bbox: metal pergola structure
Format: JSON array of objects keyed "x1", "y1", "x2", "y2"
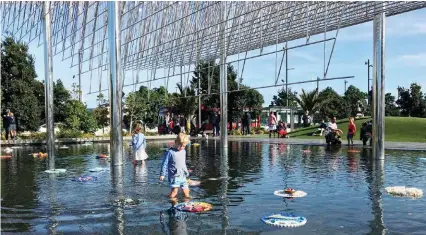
[{"x1": 2, "y1": 1, "x2": 426, "y2": 169}]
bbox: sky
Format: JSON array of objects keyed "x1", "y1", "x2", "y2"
[{"x1": 27, "y1": 8, "x2": 426, "y2": 109}]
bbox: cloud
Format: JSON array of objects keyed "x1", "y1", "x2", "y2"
[{"x1": 396, "y1": 53, "x2": 426, "y2": 67}]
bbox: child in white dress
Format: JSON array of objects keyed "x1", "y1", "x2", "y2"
[{"x1": 132, "y1": 124, "x2": 148, "y2": 165}]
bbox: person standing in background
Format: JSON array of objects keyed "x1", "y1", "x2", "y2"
[{"x1": 2, "y1": 109, "x2": 10, "y2": 140}]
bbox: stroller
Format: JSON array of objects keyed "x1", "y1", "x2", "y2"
[
  {"x1": 360, "y1": 120, "x2": 372, "y2": 146},
  {"x1": 325, "y1": 127, "x2": 342, "y2": 145}
]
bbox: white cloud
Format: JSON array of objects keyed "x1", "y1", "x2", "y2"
[{"x1": 396, "y1": 53, "x2": 426, "y2": 67}]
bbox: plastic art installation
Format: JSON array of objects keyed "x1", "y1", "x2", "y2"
[
  {"x1": 274, "y1": 189, "x2": 307, "y2": 198},
  {"x1": 175, "y1": 202, "x2": 212, "y2": 212},
  {"x1": 261, "y1": 212, "x2": 307, "y2": 227},
  {"x1": 385, "y1": 186, "x2": 423, "y2": 198}
]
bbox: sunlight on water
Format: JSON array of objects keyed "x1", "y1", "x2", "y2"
[{"x1": 1, "y1": 140, "x2": 426, "y2": 234}]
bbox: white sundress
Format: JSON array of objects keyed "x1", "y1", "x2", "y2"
[{"x1": 134, "y1": 147, "x2": 148, "y2": 161}]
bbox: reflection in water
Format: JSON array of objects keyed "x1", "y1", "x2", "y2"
[
  {"x1": 47, "y1": 174, "x2": 60, "y2": 234},
  {"x1": 111, "y1": 166, "x2": 124, "y2": 235},
  {"x1": 160, "y1": 200, "x2": 189, "y2": 235},
  {"x1": 220, "y1": 147, "x2": 229, "y2": 234},
  {"x1": 361, "y1": 149, "x2": 387, "y2": 235},
  {"x1": 2, "y1": 142, "x2": 426, "y2": 234}
]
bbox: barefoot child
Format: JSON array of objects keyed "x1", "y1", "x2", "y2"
[
  {"x1": 347, "y1": 117, "x2": 356, "y2": 146},
  {"x1": 132, "y1": 124, "x2": 148, "y2": 164},
  {"x1": 159, "y1": 133, "x2": 190, "y2": 198}
]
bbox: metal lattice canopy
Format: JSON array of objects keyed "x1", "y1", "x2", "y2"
[{"x1": 2, "y1": 1, "x2": 426, "y2": 75}]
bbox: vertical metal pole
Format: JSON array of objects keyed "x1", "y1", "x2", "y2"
[
  {"x1": 344, "y1": 80, "x2": 347, "y2": 93},
  {"x1": 285, "y1": 46, "x2": 288, "y2": 107},
  {"x1": 219, "y1": 1, "x2": 228, "y2": 148},
  {"x1": 42, "y1": 2, "x2": 55, "y2": 170},
  {"x1": 367, "y1": 59, "x2": 370, "y2": 106},
  {"x1": 108, "y1": 1, "x2": 123, "y2": 166},
  {"x1": 372, "y1": 3, "x2": 386, "y2": 160},
  {"x1": 78, "y1": 50, "x2": 82, "y2": 103},
  {"x1": 198, "y1": 77, "x2": 201, "y2": 129},
  {"x1": 316, "y1": 77, "x2": 319, "y2": 93}
]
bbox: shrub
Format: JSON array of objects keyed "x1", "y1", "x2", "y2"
[
  {"x1": 57, "y1": 129, "x2": 83, "y2": 138},
  {"x1": 231, "y1": 129, "x2": 242, "y2": 135}
]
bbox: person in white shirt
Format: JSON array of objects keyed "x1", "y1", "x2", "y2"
[{"x1": 325, "y1": 117, "x2": 343, "y2": 145}]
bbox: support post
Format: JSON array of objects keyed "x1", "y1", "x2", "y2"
[
  {"x1": 108, "y1": 1, "x2": 123, "y2": 166},
  {"x1": 198, "y1": 77, "x2": 201, "y2": 129},
  {"x1": 78, "y1": 50, "x2": 82, "y2": 103},
  {"x1": 372, "y1": 3, "x2": 386, "y2": 160},
  {"x1": 42, "y1": 2, "x2": 55, "y2": 170},
  {"x1": 285, "y1": 46, "x2": 289, "y2": 107},
  {"x1": 219, "y1": 2, "x2": 228, "y2": 148}
]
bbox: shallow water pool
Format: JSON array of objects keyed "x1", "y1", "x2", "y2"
[{"x1": 1, "y1": 140, "x2": 426, "y2": 234}]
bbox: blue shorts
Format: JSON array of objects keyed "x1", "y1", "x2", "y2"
[{"x1": 169, "y1": 176, "x2": 188, "y2": 189}]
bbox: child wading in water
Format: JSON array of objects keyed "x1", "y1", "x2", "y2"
[
  {"x1": 159, "y1": 133, "x2": 190, "y2": 198},
  {"x1": 132, "y1": 124, "x2": 148, "y2": 165},
  {"x1": 347, "y1": 117, "x2": 356, "y2": 146}
]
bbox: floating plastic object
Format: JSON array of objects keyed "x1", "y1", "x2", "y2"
[
  {"x1": 187, "y1": 179, "x2": 201, "y2": 186},
  {"x1": 72, "y1": 175, "x2": 98, "y2": 182},
  {"x1": 45, "y1": 169, "x2": 67, "y2": 173},
  {"x1": 1, "y1": 155, "x2": 12, "y2": 159},
  {"x1": 96, "y1": 154, "x2": 109, "y2": 159},
  {"x1": 274, "y1": 189, "x2": 307, "y2": 198},
  {"x1": 175, "y1": 202, "x2": 212, "y2": 212},
  {"x1": 302, "y1": 150, "x2": 311, "y2": 153},
  {"x1": 32, "y1": 152, "x2": 48, "y2": 158},
  {"x1": 59, "y1": 145, "x2": 69, "y2": 149},
  {"x1": 261, "y1": 212, "x2": 307, "y2": 227},
  {"x1": 112, "y1": 198, "x2": 142, "y2": 207},
  {"x1": 89, "y1": 167, "x2": 107, "y2": 172},
  {"x1": 347, "y1": 149, "x2": 360, "y2": 153},
  {"x1": 192, "y1": 143, "x2": 200, "y2": 147},
  {"x1": 418, "y1": 158, "x2": 426, "y2": 161},
  {"x1": 3, "y1": 147, "x2": 13, "y2": 154},
  {"x1": 385, "y1": 186, "x2": 423, "y2": 198}
]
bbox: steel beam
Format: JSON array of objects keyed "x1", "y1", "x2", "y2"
[
  {"x1": 219, "y1": 2, "x2": 228, "y2": 148},
  {"x1": 42, "y1": 2, "x2": 55, "y2": 170},
  {"x1": 372, "y1": 3, "x2": 386, "y2": 160},
  {"x1": 108, "y1": 1, "x2": 123, "y2": 166}
]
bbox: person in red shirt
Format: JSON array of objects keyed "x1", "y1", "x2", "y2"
[{"x1": 347, "y1": 117, "x2": 356, "y2": 146}]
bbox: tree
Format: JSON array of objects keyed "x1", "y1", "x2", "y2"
[
  {"x1": 293, "y1": 88, "x2": 321, "y2": 116},
  {"x1": 190, "y1": 61, "x2": 264, "y2": 123},
  {"x1": 54, "y1": 79, "x2": 71, "y2": 123},
  {"x1": 385, "y1": 93, "x2": 399, "y2": 116},
  {"x1": 343, "y1": 85, "x2": 367, "y2": 117},
  {"x1": 169, "y1": 83, "x2": 198, "y2": 127},
  {"x1": 93, "y1": 105, "x2": 109, "y2": 133},
  {"x1": 1, "y1": 37, "x2": 44, "y2": 131},
  {"x1": 396, "y1": 83, "x2": 426, "y2": 117},
  {"x1": 317, "y1": 87, "x2": 345, "y2": 120},
  {"x1": 271, "y1": 88, "x2": 298, "y2": 107},
  {"x1": 62, "y1": 100, "x2": 97, "y2": 133}
]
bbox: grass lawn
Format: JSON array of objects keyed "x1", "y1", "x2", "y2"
[
  {"x1": 287, "y1": 116, "x2": 426, "y2": 143},
  {"x1": 229, "y1": 117, "x2": 426, "y2": 143}
]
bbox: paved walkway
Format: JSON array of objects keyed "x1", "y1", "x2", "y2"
[
  {"x1": 1, "y1": 135, "x2": 424, "y2": 151},
  {"x1": 225, "y1": 136, "x2": 426, "y2": 151}
]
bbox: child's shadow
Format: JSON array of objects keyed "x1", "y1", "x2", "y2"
[{"x1": 160, "y1": 198, "x2": 189, "y2": 235}]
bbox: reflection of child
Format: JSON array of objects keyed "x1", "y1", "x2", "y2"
[
  {"x1": 347, "y1": 117, "x2": 356, "y2": 146},
  {"x1": 160, "y1": 198, "x2": 189, "y2": 235},
  {"x1": 132, "y1": 124, "x2": 148, "y2": 165},
  {"x1": 160, "y1": 133, "x2": 190, "y2": 198}
]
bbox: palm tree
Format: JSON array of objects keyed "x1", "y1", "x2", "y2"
[
  {"x1": 293, "y1": 88, "x2": 322, "y2": 115},
  {"x1": 170, "y1": 83, "x2": 199, "y2": 132}
]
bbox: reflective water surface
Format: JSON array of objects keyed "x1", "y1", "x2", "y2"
[{"x1": 2, "y1": 140, "x2": 426, "y2": 234}]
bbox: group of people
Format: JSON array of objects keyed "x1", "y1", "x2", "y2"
[
  {"x1": 131, "y1": 123, "x2": 192, "y2": 199},
  {"x1": 267, "y1": 112, "x2": 288, "y2": 138},
  {"x1": 2, "y1": 109, "x2": 17, "y2": 141},
  {"x1": 321, "y1": 116, "x2": 357, "y2": 146}
]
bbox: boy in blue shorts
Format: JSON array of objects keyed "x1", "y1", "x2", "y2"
[{"x1": 159, "y1": 133, "x2": 191, "y2": 198}]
